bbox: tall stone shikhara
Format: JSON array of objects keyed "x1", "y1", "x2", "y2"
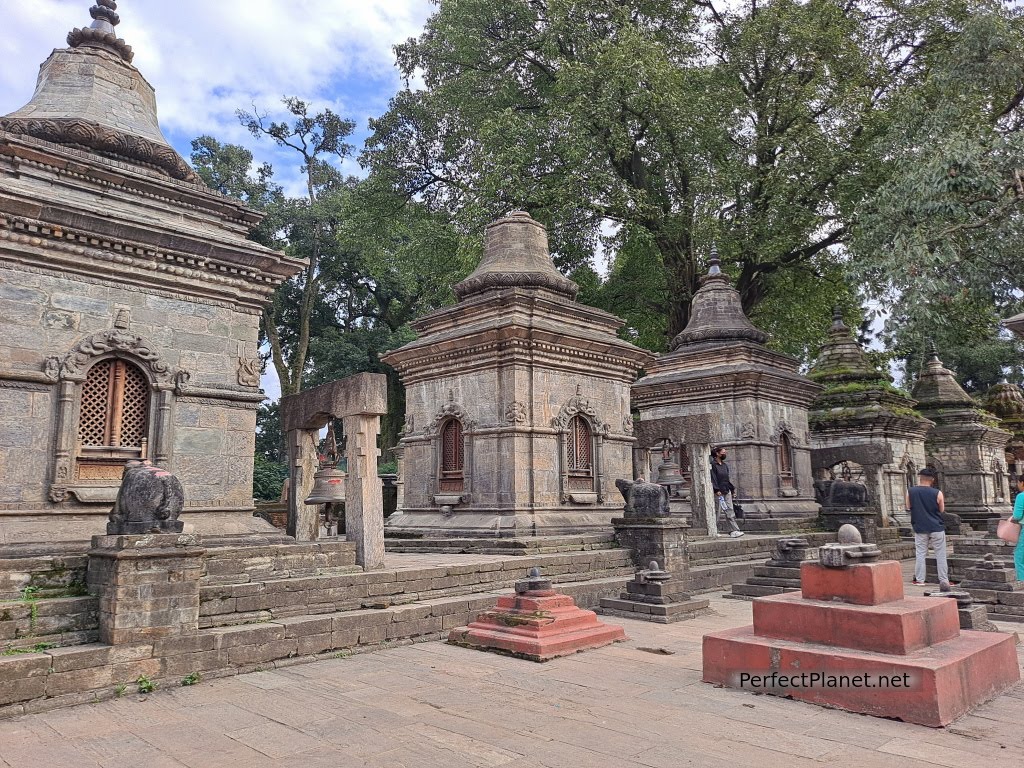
[
  {"x1": 631, "y1": 252, "x2": 822, "y2": 524},
  {"x1": 382, "y1": 212, "x2": 653, "y2": 536},
  {"x1": 911, "y1": 349, "x2": 1011, "y2": 531},
  {"x1": 808, "y1": 310, "x2": 932, "y2": 529},
  {"x1": 983, "y1": 380, "x2": 1024, "y2": 487},
  {"x1": 0, "y1": 2, "x2": 303, "y2": 543}
]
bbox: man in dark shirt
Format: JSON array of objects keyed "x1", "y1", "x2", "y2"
[
  {"x1": 906, "y1": 467, "x2": 949, "y2": 590},
  {"x1": 710, "y1": 447, "x2": 744, "y2": 538}
]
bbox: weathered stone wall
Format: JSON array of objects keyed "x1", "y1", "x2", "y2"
[
  {"x1": 400, "y1": 366, "x2": 633, "y2": 523},
  {"x1": 639, "y1": 395, "x2": 816, "y2": 517},
  {"x1": 0, "y1": 265, "x2": 262, "y2": 541}
]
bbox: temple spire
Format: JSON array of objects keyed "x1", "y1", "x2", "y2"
[
  {"x1": 708, "y1": 243, "x2": 722, "y2": 276},
  {"x1": 68, "y1": 1, "x2": 134, "y2": 63}
]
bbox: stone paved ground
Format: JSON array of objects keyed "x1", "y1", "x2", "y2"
[{"x1": 1, "y1": 581, "x2": 1021, "y2": 768}]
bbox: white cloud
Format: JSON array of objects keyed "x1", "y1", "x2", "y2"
[{"x1": 0, "y1": 0, "x2": 432, "y2": 189}]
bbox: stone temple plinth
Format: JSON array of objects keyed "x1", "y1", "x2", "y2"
[
  {"x1": 808, "y1": 310, "x2": 932, "y2": 530},
  {"x1": 631, "y1": 252, "x2": 822, "y2": 526},
  {"x1": 0, "y1": 2, "x2": 303, "y2": 543},
  {"x1": 382, "y1": 213, "x2": 653, "y2": 537},
  {"x1": 703, "y1": 554, "x2": 1020, "y2": 727},
  {"x1": 912, "y1": 349, "x2": 1012, "y2": 532}
]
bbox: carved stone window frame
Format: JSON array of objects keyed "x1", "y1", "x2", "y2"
[
  {"x1": 772, "y1": 422, "x2": 799, "y2": 497},
  {"x1": 48, "y1": 329, "x2": 179, "y2": 504},
  {"x1": 552, "y1": 389, "x2": 609, "y2": 504},
  {"x1": 426, "y1": 395, "x2": 474, "y2": 504}
]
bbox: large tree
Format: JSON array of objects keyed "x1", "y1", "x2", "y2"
[{"x1": 365, "y1": 0, "x2": 1021, "y2": 349}]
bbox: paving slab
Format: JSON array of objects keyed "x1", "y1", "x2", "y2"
[{"x1": 0, "y1": 584, "x2": 1021, "y2": 768}]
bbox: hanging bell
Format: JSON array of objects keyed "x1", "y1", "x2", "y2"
[
  {"x1": 656, "y1": 459, "x2": 686, "y2": 488},
  {"x1": 304, "y1": 467, "x2": 347, "y2": 505}
]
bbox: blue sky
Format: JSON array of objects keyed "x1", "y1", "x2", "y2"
[{"x1": 1, "y1": 0, "x2": 435, "y2": 397}]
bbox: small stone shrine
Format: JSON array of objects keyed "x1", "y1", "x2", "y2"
[
  {"x1": 448, "y1": 567, "x2": 626, "y2": 661},
  {"x1": 960, "y1": 552, "x2": 1024, "y2": 624},
  {"x1": 983, "y1": 380, "x2": 1024, "y2": 488},
  {"x1": 911, "y1": 347, "x2": 1012, "y2": 531},
  {"x1": 0, "y1": 2, "x2": 303, "y2": 543},
  {"x1": 728, "y1": 536, "x2": 817, "y2": 599},
  {"x1": 383, "y1": 212, "x2": 653, "y2": 536},
  {"x1": 599, "y1": 560, "x2": 710, "y2": 623},
  {"x1": 632, "y1": 250, "x2": 822, "y2": 526},
  {"x1": 809, "y1": 309, "x2": 932, "y2": 530},
  {"x1": 703, "y1": 524, "x2": 1020, "y2": 727}
]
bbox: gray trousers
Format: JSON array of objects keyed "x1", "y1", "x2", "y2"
[
  {"x1": 914, "y1": 531, "x2": 948, "y2": 584},
  {"x1": 718, "y1": 493, "x2": 741, "y2": 533}
]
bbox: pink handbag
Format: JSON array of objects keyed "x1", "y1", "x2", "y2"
[{"x1": 996, "y1": 517, "x2": 1022, "y2": 545}]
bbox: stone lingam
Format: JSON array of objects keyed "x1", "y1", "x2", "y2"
[{"x1": 703, "y1": 525, "x2": 1020, "y2": 726}]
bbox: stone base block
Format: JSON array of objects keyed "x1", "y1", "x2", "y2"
[
  {"x1": 448, "y1": 592, "x2": 626, "y2": 662},
  {"x1": 702, "y1": 626, "x2": 1020, "y2": 727},
  {"x1": 598, "y1": 596, "x2": 710, "y2": 624},
  {"x1": 752, "y1": 592, "x2": 960, "y2": 655},
  {"x1": 800, "y1": 561, "x2": 904, "y2": 605}
]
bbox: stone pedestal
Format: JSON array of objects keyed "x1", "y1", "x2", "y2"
[
  {"x1": 448, "y1": 569, "x2": 625, "y2": 661},
  {"x1": 612, "y1": 517, "x2": 691, "y2": 575},
  {"x1": 600, "y1": 561, "x2": 710, "y2": 623},
  {"x1": 819, "y1": 507, "x2": 878, "y2": 543},
  {"x1": 86, "y1": 534, "x2": 205, "y2": 645},
  {"x1": 729, "y1": 537, "x2": 817, "y2": 599},
  {"x1": 926, "y1": 589, "x2": 999, "y2": 632},
  {"x1": 703, "y1": 559, "x2": 1020, "y2": 726}
]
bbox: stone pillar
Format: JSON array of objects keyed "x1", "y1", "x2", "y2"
[
  {"x1": 344, "y1": 414, "x2": 385, "y2": 570},
  {"x1": 286, "y1": 428, "x2": 320, "y2": 542},
  {"x1": 687, "y1": 442, "x2": 716, "y2": 537},
  {"x1": 612, "y1": 517, "x2": 692, "y2": 576},
  {"x1": 86, "y1": 534, "x2": 205, "y2": 645}
]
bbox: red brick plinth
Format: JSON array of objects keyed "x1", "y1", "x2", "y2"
[
  {"x1": 448, "y1": 589, "x2": 626, "y2": 662},
  {"x1": 702, "y1": 559, "x2": 1021, "y2": 726}
]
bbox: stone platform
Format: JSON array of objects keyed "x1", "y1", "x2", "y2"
[
  {"x1": 703, "y1": 559, "x2": 1021, "y2": 726},
  {"x1": 448, "y1": 569, "x2": 626, "y2": 661}
]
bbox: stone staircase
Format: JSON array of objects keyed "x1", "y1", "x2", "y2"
[{"x1": 383, "y1": 533, "x2": 619, "y2": 555}]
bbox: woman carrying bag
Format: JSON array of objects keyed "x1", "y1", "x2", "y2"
[{"x1": 999, "y1": 477, "x2": 1024, "y2": 581}]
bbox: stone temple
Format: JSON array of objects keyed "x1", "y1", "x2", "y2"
[
  {"x1": 0, "y1": 3, "x2": 302, "y2": 543},
  {"x1": 382, "y1": 212, "x2": 653, "y2": 536},
  {"x1": 808, "y1": 310, "x2": 932, "y2": 530},
  {"x1": 631, "y1": 251, "x2": 822, "y2": 527},
  {"x1": 911, "y1": 348, "x2": 1011, "y2": 531}
]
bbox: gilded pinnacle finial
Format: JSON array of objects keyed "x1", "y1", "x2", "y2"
[{"x1": 68, "y1": 1, "x2": 134, "y2": 63}]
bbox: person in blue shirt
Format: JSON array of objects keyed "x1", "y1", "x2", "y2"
[
  {"x1": 1011, "y1": 476, "x2": 1024, "y2": 581},
  {"x1": 906, "y1": 468, "x2": 949, "y2": 590}
]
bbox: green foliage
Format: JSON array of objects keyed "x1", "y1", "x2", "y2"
[
  {"x1": 136, "y1": 675, "x2": 157, "y2": 694},
  {"x1": 253, "y1": 456, "x2": 289, "y2": 502},
  {"x1": 180, "y1": 672, "x2": 201, "y2": 687},
  {"x1": 1, "y1": 643, "x2": 55, "y2": 656},
  {"x1": 114, "y1": 683, "x2": 128, "y2": 698},
  {"x1": 255, "y1": 402, "x2": 285, "y2": 464}
]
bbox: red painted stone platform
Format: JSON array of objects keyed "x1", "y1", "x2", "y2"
[
  {"x1": 703, "y1": 560, "x2": 1021, "y2": 727},
  {"x1": 448, "y1": 573, "x2": 626, "y2": 662}
]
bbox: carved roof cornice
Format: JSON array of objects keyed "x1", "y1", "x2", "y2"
[
  {"x1": 632, "y1": 369, "x2": 824, "y2": 411},
  {"x1": 410, "y1": 286, "x2": 625, "y2": 335},
  {"x1": 0, "y1": 212, "x2": 292, "y2": 308},
  {"x1": 0, "y1": 132, "x2": 266, "y2": 233}
]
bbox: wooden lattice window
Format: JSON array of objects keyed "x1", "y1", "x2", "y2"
[
  {"x1": 439, "y1": 418, "x2": 464, "y2": 492},
  {"x1": 76, "y1": 360, "x2": 151, "y2": 481},
  {"x1": 567, "y1": 415, "x2": 594, "y2": 491},
  {"x1": 777, "y1": 432, "x2": 795, "y2": 489}
]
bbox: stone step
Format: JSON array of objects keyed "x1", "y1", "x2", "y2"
[
  {"x1": 199, "y1": 549, "x2": 636, "y2": 628},
  {"x1": 745, "y1": 576, "x2": 802, "y2": 589},
  {"x1": 734, "y1": 518, "x2": 821, "y2": 534},
  {"x1": 383, "y1": 533, "x2": 618, "y2": 555},
  {"x1": 726, "y1": 584, "x2": 801, "y2": 600},
  {"x1": 202, "y1": 539, "x2": 359, "y2": 586},
  {"x1": 685, "y1": 562, "x2": 759, "y2": 594},
  {"x1": 688, "y1": 532, "x2": 835, "y2": 567},
  {"x1": 750, "y1": 565, "x2": 803, "y2": 580},
  {"x1": 1, "y1": 595, "x2": 99, "y2": 652}
]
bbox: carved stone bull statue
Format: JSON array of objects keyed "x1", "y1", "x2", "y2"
[
  {"x1": 615, "y1": 478, "x2": 671, "y2": 519},
  {"x1": 107, "y1": 460, "x2": 185, "y2": 535}
]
